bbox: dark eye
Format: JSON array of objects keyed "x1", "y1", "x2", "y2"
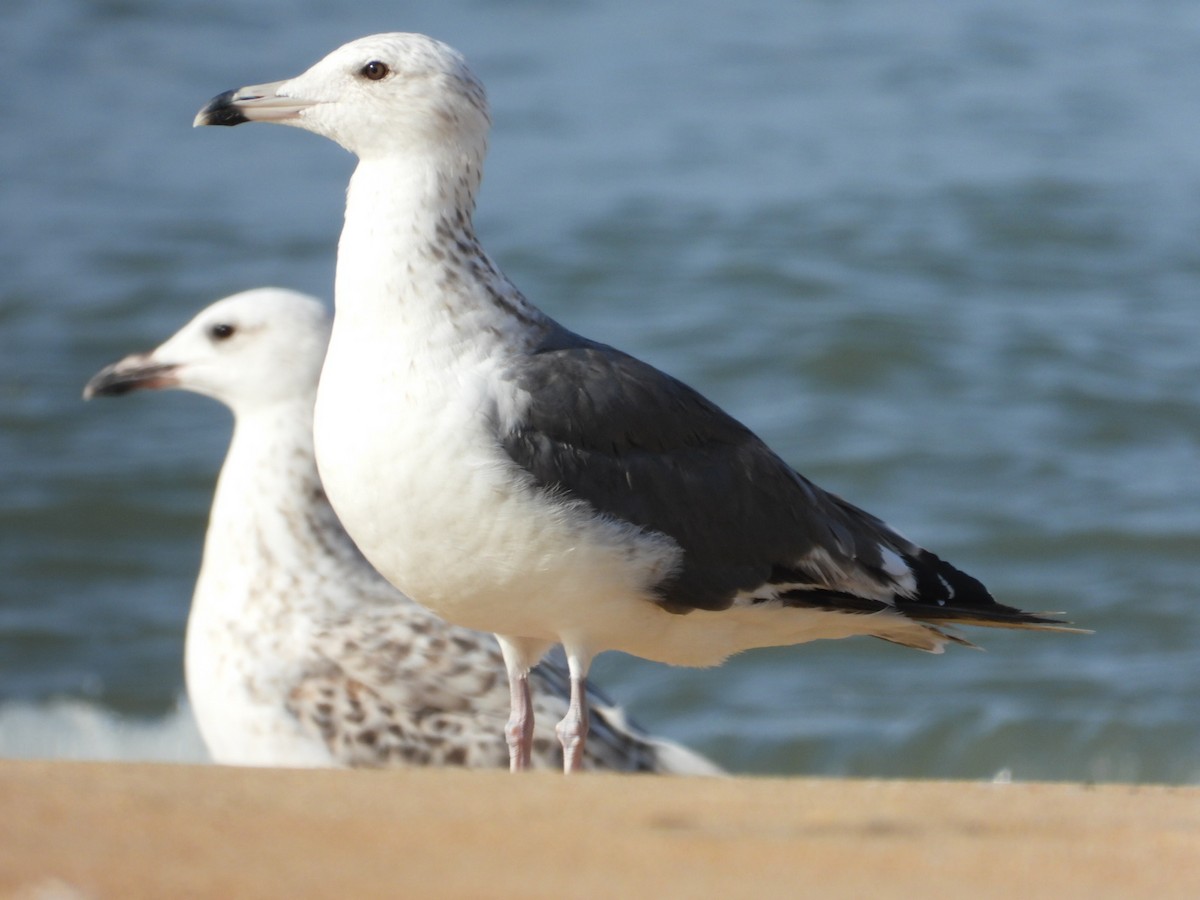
[
  {"x1": 360, "y1": 60, "x2": 389, "y2": 81},
  {"x1": 209, "y1": 322, "x2": 236, "y2": 341}
]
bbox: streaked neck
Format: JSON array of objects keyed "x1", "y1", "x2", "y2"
[{"x1": 334, "y1": 156, "x2": 546, "y2": 345}]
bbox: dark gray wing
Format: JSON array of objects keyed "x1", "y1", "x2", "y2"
[
  {"x1": 498, "y1": 325, "x2": 930, "y2": 613},
  {"x1": 499, "y1": 325, "x2": 1072, "y2": 631}
]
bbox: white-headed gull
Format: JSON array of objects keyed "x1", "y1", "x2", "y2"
[{"x1": 196, "y1": 35, "x2": 1077, "y2": 773}]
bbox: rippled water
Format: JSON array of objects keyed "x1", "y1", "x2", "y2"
[{"x1": 2, "y1": 0, "x2": 1198, "y2": 782}]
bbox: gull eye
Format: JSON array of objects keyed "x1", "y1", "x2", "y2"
[
  {"x1": 209, "y1": 322, "x2": 236, "y2": 341},
  {"x1": 360, "y1": 60, "x2": 390, "y2": 81}
]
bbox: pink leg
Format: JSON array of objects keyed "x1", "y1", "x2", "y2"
[
  {"x1": 555, "y1": 673, "x2": 590, "y2": 774},
  {"x1": 505, "y1": 670, "x2": 533, "y2": 773},
  {"x1": 497, "y1": 635, "x2": 547, "y2": 773}
]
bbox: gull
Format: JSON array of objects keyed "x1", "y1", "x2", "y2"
[
  {"x1": 83, "y1": 287, "x2": 720, "y2": 774},
  {"x1": 195, "y1": 35, "x2": 1077, "y2": 773}
]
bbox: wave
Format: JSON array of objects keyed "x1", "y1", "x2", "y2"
[{"x1": 0, "y1": 697, "x2": 208, "y2": 764}]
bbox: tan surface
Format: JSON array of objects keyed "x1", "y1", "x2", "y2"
[{"x1": 1, "y1": 760, "x2": 1197, "y2": 899}]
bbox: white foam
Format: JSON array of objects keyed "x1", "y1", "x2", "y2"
[{"x1": 0, "y1": 698, "x2": 208, "y2": 764}]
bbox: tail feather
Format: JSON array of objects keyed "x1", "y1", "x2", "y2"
[
  {"x1": 779, "y1": 593, "x2": 1084, "y2": 632},
  {"x1": 902, "y1": 607, "x2": 1088, "y2": 633}
]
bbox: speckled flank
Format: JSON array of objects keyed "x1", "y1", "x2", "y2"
[{"x1": 285, "y1": 614, "x2": 677, "y2": 771}]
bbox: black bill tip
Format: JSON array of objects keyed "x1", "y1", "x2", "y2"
[
  {"x1": 83, "y1": 361, "x2": 178, "y2": 400},
  {"x1": 194, "y1": 89, "x2": 251, "y2": 127}
]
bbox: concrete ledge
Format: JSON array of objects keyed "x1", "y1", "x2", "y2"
[{"x1": 2, "y1": 760, "x2": 1197, "y2": 898}]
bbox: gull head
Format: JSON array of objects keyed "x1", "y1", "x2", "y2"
[
  {"x1": 84, "y1": 288, "x2": 331, "y2": 415},
  {"x1": 194, "y1": 33, "x2": 490, "y2": 162}
]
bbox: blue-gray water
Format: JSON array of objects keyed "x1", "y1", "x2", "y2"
[{"x1": 2, "y1": 0, "x2": 1198, "y2": 782}]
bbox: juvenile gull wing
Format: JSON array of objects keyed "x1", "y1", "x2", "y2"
[{"x1": 296, "y1": 608, "x2": 720, "y2": 772}]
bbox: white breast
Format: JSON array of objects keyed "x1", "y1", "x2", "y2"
[{"x1": 314, "y1": 309, "x2": 683, "y2": 644}]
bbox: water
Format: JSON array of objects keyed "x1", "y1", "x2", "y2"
[{"x1": 2, "y1": 0, "x2": 1198, "y2": 783}]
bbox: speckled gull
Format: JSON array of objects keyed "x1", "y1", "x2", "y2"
[
  {"x1": 196, "y1": 34, "x2": 1078, "y2": 773},
  {"x1": 83, "y1": 287, "x2": 720, "y2": 774}
]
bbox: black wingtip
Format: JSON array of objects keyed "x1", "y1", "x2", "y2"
[
  {"x1": 897, "y1": 551, "x2": 1085, "y2": 633},
  {"x1": 194, "y1": 89, "x2": 250, "y2": 127}
]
